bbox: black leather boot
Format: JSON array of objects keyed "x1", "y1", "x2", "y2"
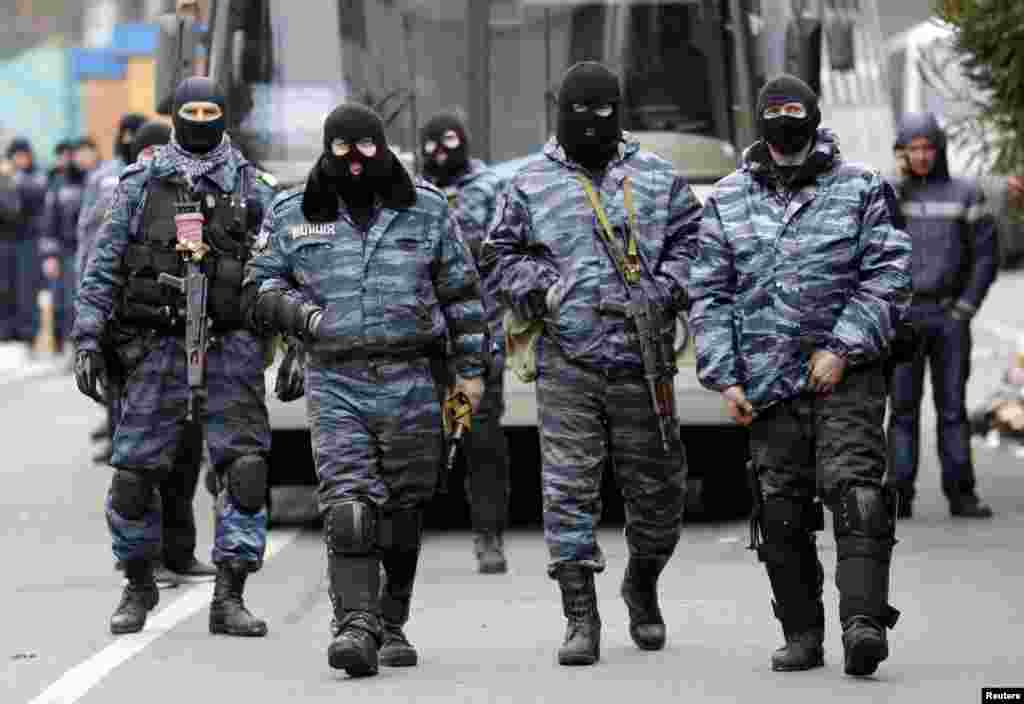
[
  {"x1": 110, "y1": 560, "x2": 159, "y2": 635},
  {"x1": 209, "y1": 561, "x2": 267, "y2": 637},
  {"x1": 620, "y1": 555, "x2": 668, "y2": 650},
  {"x1": 949, "y1": 492, "x2": 993, "y2": 518},
  {"x1": 327, "y1": 552, "x2": 381, "y2": 676},
  {"x1": 842, "y1": 615, "x2": 889, "y2": 676},
  {"x1": 556, "y1": 564, "x2": 600, "y2": 666},
  {"x1": 769, "y1": 602, "x2": 825, "y2": 671},
  {"x1": 379, "y1": 547, "x2": 420, "y2": 667},
  {"x1": 473, "y1": 531, "x2": 507, "y2": 574}
]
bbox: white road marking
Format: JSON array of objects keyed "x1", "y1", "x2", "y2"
[{"x1": 26, "y1": 528, "x2": 302, "y2": 704}]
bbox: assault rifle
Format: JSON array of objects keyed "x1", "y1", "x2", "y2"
[
  {"x1": 626, "y1": 288, "x2": 679, "y2": 452},
  {"x1": 158, "y1": 199, "x2": 210, "y2": 422}
]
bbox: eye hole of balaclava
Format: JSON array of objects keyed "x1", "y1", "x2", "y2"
[
  {"x1": 756, "y1": 74, "x2": 821, "y2": 157},
  {"x1": 420, "y1": 113, "x2": 469, "y2": 187},
  {"x1": 556, "y1": 61, "x2": 622, "y2": 168},
  {"x1": 321, "y1": 103, "x2": 390, "y2": 198},
  {"x1": 172, "y1": 77, "x2": 226, "y2": 155}
]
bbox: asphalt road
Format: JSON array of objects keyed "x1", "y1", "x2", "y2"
[{"x1": 4, "y1": 273, "x2": 1024, "y2": 704}]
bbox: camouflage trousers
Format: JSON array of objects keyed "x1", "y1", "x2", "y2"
[
  {"x1": 307, "y1": 357, "x2": 442, "y2": 513},
  {"x1": 749, "y1": 363, "x2": 888, "y2": 502},
  {"x1": 536, "y1": 337, "x2": 686, "y2": 577},
  {"x1": 107, "y1": 330, "x2": 271, "y2": 568},
  {"x1": 463, "y1": 369, "x2": 511, "y2": 533}
]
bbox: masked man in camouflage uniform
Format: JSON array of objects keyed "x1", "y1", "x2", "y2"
[
  {"x1": 419, "y1": 112, "x2": 511, "y2": 574},
  {"x1": 482, "y1": 61, "x2": 699, "y2": 666},
  {"x1": 72, "y1": 77, "x2": 277, "y2": 637},
  {"x1": 243, "y1": 104, "x2": 486, "y2": 677},
  {"x1": 688, "y1": 75, "x2": 911, "y2": 677}
]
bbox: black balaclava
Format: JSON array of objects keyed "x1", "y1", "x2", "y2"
[
  {"x1": 115, "y1": 113, "x2": 147, "y2": 164},
  {"x1": 421, "y1": 113, "x2": 470, "y2": 188},
  {"x1": 129, "y1": 121, "x2": 172, "y2": 164},
  {"x1": 313, "y1": 104, "x2": 392, "y2": 228},
  {"x1": 756, "y1": 74, "x2": 821, "y2": 157},
  {"x1": 172, "y1": 77, "x2": 227, "y2": 155},
  {"x1": 556, "y1": 61, "x2": 623, "y2": 171}
]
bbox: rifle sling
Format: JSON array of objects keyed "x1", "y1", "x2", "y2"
[{"x1": 576, "y1": 175, "x2": 641, "y2": 286}]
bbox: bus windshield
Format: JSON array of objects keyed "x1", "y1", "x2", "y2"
[{"x1": 209, "y1": 0, "x2": 749, "y2": 181}]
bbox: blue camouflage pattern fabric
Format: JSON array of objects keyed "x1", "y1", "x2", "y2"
[
  {"x1": 72, "y1": 140, "x2": 276, "y2": 568},
  {"x1": 75, "y1": 158, "x2": 125, "y2": 281},
  {"x1": 428, "y1": 159, "x2": 511, "y2": 533},
  {"x1": 481, "y1": 135, "x2": 697, "y2": 373},
  {"x1": 244, "y1": 180, "x2": 486, "y2": 511},
  {"x1": 439, "y1": 158, "x2": 506, "y2": 368},
  {"x1": 481, "y1": 135, "x2": 700, "y2": 575},
  {"x1": 687, "y1": 128, "x2": 912, "y2": 410}
]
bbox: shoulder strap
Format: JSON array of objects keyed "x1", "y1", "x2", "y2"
[{"x1": 576, "y1": 175, "x2": 641, "y2": 285}]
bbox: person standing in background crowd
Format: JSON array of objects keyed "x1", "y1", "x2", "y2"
[
  {"x1": 244, "y1": 103, "x2": 486, "y2": 676},
  {"x1": 6, "y1": 138, "x2": 48, "y2": 346},
  {"x1": 886, "y1": 112, "x2": 999, "y2": 520},
  {"x1": 47, "y1": 140, "x2": 73, "y2": 188},
  {"x1": 688, "y1": 74, "x2": 910, "y2": 677},
  {"x1": 77, "y1": 114, "x2": 147, "y2": 282},
  {"x1": 419, "y1": 112, "x2": 511, "y2": 575},
  {"x1": 0, "y1": 155, "x2": 22, "y2": 339},
  {"x1": 40, "y1": 137, "x2": 97, "y2": 353},
  {"x1": 72, "y1": 77, "x2": 277, "y2": 637},
  {"x1": 482, "y1": 61, "x2": 697, "y2": 666}
]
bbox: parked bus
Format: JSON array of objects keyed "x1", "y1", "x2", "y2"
[{"x1": 157, "y1": 0, "x2": 896, "y2": 526}]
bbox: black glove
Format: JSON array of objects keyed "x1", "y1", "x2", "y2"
[
  {"x1": 274, "y1": 339, "x2": 306, "y2": 402},
  {"x1": 253, "y1": 290, "x2": 323, "y2": 341},
  {"x1": 74, "y1": 349, "x2": 108, "y2": 404}
]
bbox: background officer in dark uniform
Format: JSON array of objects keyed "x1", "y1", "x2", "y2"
[
  {"x1": 689, "y1": 75, "x2": 911, "y2": 677},
  {"x1": 244, "y1": 104, "x2": 486, "y2": 677},
  {"x1": 419, "y1": 112, "x2": 510, "y2": 574},
  {"x1": 72, "y1": 77, "x2": 276, "y2": 637},
  {"x1": 6, "y1": 138, "x2": 48, "y2": 346},
  {"x1": 887, "y1": 112, "x2": 999, "y2": 519}
]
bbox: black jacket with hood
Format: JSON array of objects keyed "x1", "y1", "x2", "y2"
[{"x1": 893, "y1": 112, "x2": 998, "y2": 316}]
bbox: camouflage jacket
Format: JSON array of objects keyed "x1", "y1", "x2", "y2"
[
  {"x1": 428, "y1": 159, "x2": 506, "y2": 371},
  {"x1": 244, "y1": 181, "x2": 487, "y2": 379},
  {"x1": 72, "y1": 143, "x2": 276, "y2": 352},
  {"x1": 481, "y1": 135, "x2": 700, "y2": 374},
  {"x1": 687, "y1": 129, "x2": 911, "y2": 409}
]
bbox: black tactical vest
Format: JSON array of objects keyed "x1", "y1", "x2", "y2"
[{"x1": 121, "y1": 170, "x2": 254, "y2": 332}]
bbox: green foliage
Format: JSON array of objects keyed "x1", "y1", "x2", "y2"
[{"x1": 936, "y1": 0, "x2": 1024, "y2": 173}]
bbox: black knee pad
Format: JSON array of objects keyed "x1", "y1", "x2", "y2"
[
  {"x1": 831, "y1": 484, "x2": 896, "y2": 560},
  {"x1": 325, "y1": 501, "x2": 377, "y2": 556},
  {"x1": 756, "y1": 496, "x2": 823, "y2": 564},
  {"x1": 377, "y1": 508, "x2": 423, "y2": 551},
  {"x1": 224, "y1": 454, "x2": 268, "y2": 514},
  {"x1": 110, "y1": 470, "x2": 154, "y2": 520}
]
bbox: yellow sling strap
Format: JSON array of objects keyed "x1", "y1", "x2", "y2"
[{"x1": 576, "y1": 175, "x2": 641, "y2": 284}]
